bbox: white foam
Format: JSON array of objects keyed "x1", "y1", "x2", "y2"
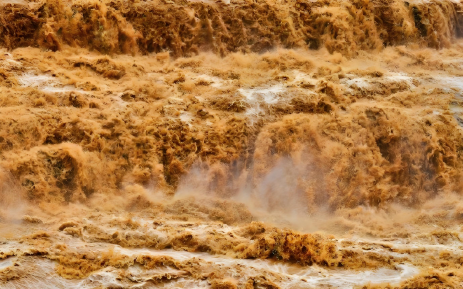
[
  {"x1": 238, "y1": 85, "x2": 285, "y2": 117},
  {"x1": 2, "y1": 58, "x2": 22, "y2": 70},
  {"x1": 18, "y1": 73, "x2": 83, "y2": 94},
  {"x1": 343, "y1": 77, "x2": 371, "y2": 89},
  {"x1": 77, "y1": 269, "x2": 124, "y2": 289},
  {"x1": 0, "y1": 0, "x2": 26, "y2": 5},
  {"x1": 302, "y1": 264, "x2": 419, "y2": 287},
  {"x1": 433, "y1": 76, "x2": 463, "y2": 127},
  {"x1": 179, "y1": 111, "x2": 193, "y2": 124},
  {"x1": 239, "y1": 85, "x2": 284, "y2": 105},
  {"x1": 435, "y1": 76, "x2": 463, "y2": 97},
  {"x1": 385, "y1": 73, "x2": 414, "y2": 84},
  {"x1": 342, "y1": 72, "x2": 414, "y2": 93},
  {"x1": 0, "y1": 258, "x2": 82, "y2": 289},
  {"x1": 0, "y1": 258, "x2": 13, "y2": 271}
]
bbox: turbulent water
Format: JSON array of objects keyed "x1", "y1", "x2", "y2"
[{"x1": 2, "y1": 0, "x2": 463, "y2": 288}]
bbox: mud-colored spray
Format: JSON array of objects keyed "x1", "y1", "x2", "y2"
[
  {"x1": 1, "y1": 0, "x2": 463, "y2": 56},
  {"x1": 2, "y1": 0, "x2": 463, "y2": 288},
  {"x1": 0, "y1": 168, "x2": 26, "y2": 222}
]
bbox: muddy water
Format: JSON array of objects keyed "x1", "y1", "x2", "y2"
[
  {"x1": 2, "y1": 0, "x2": 463, "y2": 288},
  {"x1": 0, "y1": 237, "x2": 420, "y2": 289}
]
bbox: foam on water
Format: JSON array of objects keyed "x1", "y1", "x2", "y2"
[
  {"x1": 0, "y1": 258, "x2": 13, "y2": 271},
  {"x1": 302, "y1": 265, "x2": 419, "y2": 288},
  {"x1": 179, "y1": 111, "x2": 193, "y2": 125},
  {"x1": 238, "y1": 85, "x2": 285, "y2": 117},
  {"x1": 113, "y1": 246, "x2": 418, "y2": 288},
  {"x1": 77, "y1": 269, "x2": 125, "y2": 289},
  {"x1": 341, "y1": 72, "x2": 415, "y2": 94},
  {"x1": 434, "y1": 76, "x2": 463, "y2": 127},
  {"x1": 17, "y1": 73, "x2": 83, "y2": 94},
  {"x1": 436, "y1": 76, "x2": 463, "y2": 98},
  {"x1": 343, "y1": 77, "x2": 371, "y2": 89},
  {"x1": 0, "y1": 0, "x2": 26, "y2": 5}
]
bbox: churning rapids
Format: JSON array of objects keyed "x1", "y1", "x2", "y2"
[{"x1": 2, "y1": 0, "x2": 463, "y2": 288}]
